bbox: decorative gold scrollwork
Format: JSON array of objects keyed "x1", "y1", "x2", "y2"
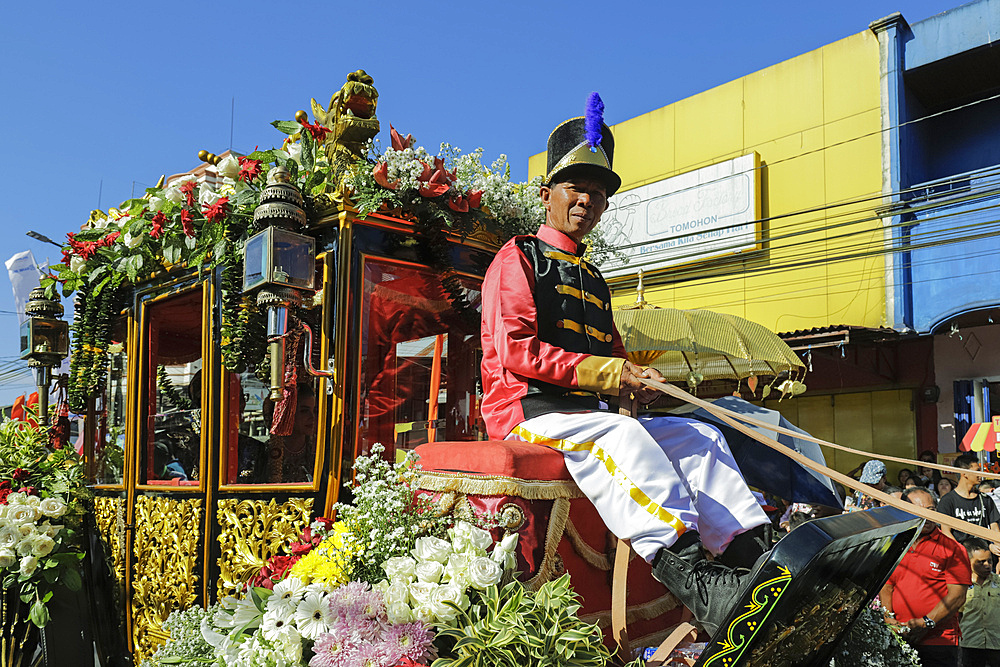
[
  {"x1": 92, "y1": 496, "x2": 127, "y2": 616},
  {"x1": 215, "y1": 497, "x2": 314, "y2": 599},
  {"x1": 131, "y1": 496, "x2": 203, "y2": 663}
]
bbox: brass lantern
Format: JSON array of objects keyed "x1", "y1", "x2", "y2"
[
  {"x1": 244, "y1": 166, "x2": 332, "y2": 400},
  {"x1": 19, "y1": 286, "x2": 70, "y2": 425}
]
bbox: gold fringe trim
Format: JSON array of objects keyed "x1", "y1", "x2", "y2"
[
  {"x1": 526, "y1": 497, "x2": 572, "y2": 591},
  {"x1": 416, "y1": 471, "x2": 584, "y2": 500},
  {"x1": 564, "y1": 518, "x2": 611, "y2": 571},
  {"x1": 580, "y1": 592, "x2": 681, "y2": 628}
]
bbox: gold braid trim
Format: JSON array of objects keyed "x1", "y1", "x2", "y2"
[
  {"x1": 580, "y1": 592, "x2": 681, "y2": 628},
  {"x1": 525, "y1": 497, "x2": 572, "y2": 591},
  {"x1": 563, "y1": 518, "x2": 611, "y2": 571},
  {"x1": 416, "y1": 471, "x2": 584, "y2": 500}
]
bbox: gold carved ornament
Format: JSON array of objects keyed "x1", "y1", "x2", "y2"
[
  {"x1": 215, "y1": 497, "x2": 314, "y2": 599},
  {"x1": 130, "y1": 496, "x2": 203, "y2": 664},
  {"x1": 92, "y1": 496, "x2": 127, "y2": 614}
]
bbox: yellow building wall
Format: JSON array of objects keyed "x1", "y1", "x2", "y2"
[{"x1": 529, "y1": 31, "x2": 886, "y2": 333}]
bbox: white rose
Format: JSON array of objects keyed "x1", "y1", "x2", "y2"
[
  {"x1": 442, "y1": 552, "x2": 471, "y2": 587},
  {"x1": 286, "y1": 142, "x2": 302, "y2": 165},
  {"x1": 0, "y1": 548, "x2": 15, "y2": 569},
  {"x1": 383, "y1": 556, "x2": 417, "y2": 582},
  {"x1": 198, "y1": 185, "x2": 222, "y2": 208},
  {"x1": 122, "y1": 232, "x2": 143, "y2": 249},
  {"x1": 7, "y1": 505, "x2": 37, "y2": 525},
  {"x1": 467, "y1": 556, "x2": 502, "y2": 590},
  {"x1": 38, "y1": 498, "x2": 67, "y2": 519},
  {"x1": 216, "y1": 154, "x2": 240, "y2": 179},
  {"x1": 412, "y1": 604, "x2": 435, "y2": 624},
  {"x1": 16, "y1": 534, "x2": 36, "y2": 556},
  {"x1": 383, "y1": 580, "x2": 409, "y2": 606},
  {"x1": 386, "y1": 601, "x2": 414, "y2": 624},
  {"x1": 407, "y1": 582, "x2": 437, "y2": 607},
  {"x1": 491, "y1": 532, "x2": 519, "y2": 572},
  {"x1": 148, "y1": 195, "x2": 166, "y2": 212},
  {"x1": 449, "y1": 521, "x2": 493, "y2": 555},
  {"x1": 0, "y1": 526, "x2": 18, "y2": 550},
  {"x1": 70, "y1": 255, "x2": 86, "y2": 273},
  {"x1": 19, "y1": 555, "x2": 38, "y2": 577},
  {"x1": 164, "y1": 186, "x2": 184, "y2": 204},
  {"x1": 415, "y1": 560, "x2": 444, "y2": 584},
  {"x1": 412, "y1": 536, "x2": 451, "y2": 564},
  {"x1": 40, "y1": 523, "x2": 63, "y2": 538},
  {"x1": 6, "y1": 492, "x2": 28, "y2": 506},
  {"x1": 93, "y1": 217, "x2": 109, "y2": 230},
  {"x1": 23, "y1": 496, "x2": 40, "y2": 509},
  {"x1": 429, "y1": 583, "x2": 469, "y2": 622},
  {"x1": 30, "y1": 534, "x2": 55, "y2": 558}
]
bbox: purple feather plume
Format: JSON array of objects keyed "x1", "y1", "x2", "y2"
[{"x1": 584, "y1": 92, "x2": 604, "y2": 151}]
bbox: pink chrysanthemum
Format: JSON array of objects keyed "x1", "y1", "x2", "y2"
[
  {"x1": 327, "y1": 581, "x2": 371, "y2": 620},
  {"x1": 381, "y1": 622, "x2": 434, "y2": 662},
  {"x1": 358, "y1": 588, "x2": 387, "y2": 622},
  {"x1": 310, "y1": 632, "x2": 358, "y2": 667},
  {"x1": 346, "y1": 642, "x2": 389, "y2": 667}
]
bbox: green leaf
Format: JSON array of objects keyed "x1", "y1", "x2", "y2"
[
  {"x1": 29, "y1": 600, "x2": 50, "y2": 627},
  {"x1": 271, "y1": 120, "x2": 302, "y2": 136},
  {"x1": 62, "y1": 567, "x2": 83, "y2": 591},
  {"x1": 163, "y1": 241, "x2": 182, "y2": 264}
]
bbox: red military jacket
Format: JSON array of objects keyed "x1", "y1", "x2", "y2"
[{"x1": 480, "y1": 224, "x2": 628, "y2": 439}]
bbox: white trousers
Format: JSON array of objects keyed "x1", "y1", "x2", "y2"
[{"x1": 508, "y1": 411, "x2": 769, "y2": 562}]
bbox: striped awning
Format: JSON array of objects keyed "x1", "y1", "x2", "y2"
[{"x1": 960, "y1": 420, "x2": 999, "y2": 452}]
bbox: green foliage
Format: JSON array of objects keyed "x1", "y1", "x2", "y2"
[{"x1": 432, "y1": 575, "x2": 611, "y2": 667}]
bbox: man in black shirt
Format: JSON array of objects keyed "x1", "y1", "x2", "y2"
[{"x1": 939, "y1": 453, "x2": 1000, "y2": 558}]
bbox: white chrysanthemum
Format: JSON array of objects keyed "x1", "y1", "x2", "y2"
[{"x1": 293, "y1": 590, "x2": 330, "y2": 640}]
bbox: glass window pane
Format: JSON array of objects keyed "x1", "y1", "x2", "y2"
[
  {"x1": 358, "y1": 260, "x2": 485, "y2": 460},
  {"x1": 224, "y1": 370, "x2": 319, "y2": 485},
  {"x1": 144, "y1": 290, "x2": 203, "y2": 486}
]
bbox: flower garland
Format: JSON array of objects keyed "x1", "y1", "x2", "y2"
[{"x1": 44, "y1": 112, "x2": 598, "y2": 410}]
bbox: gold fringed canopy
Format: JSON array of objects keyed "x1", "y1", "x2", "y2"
[{"x1": 613, "y1": 301, "x2": 804, "y2": 383}]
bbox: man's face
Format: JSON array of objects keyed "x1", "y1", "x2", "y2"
[
  {"x1": 906, "y1": 489, "x2": 938, "y2": 534},
  {"x1": 970, "y1": 549, "x2": 993, "y2": 579},
  {"x1": 540, "y1": 176, "x2": 608, "y2": 244},
  {"x1": 962, "y1": 462, "x2": 982, "y2": 486}
]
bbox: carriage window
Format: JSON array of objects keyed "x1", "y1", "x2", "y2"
[
  {"x1": 223, "y1": 370, "x2": 319, "y2": 485},
  {"x1": 358, "y1": 259, "x2": 484, "y2": 460},
  {"x1": 95, "y1": 317, "x2": 128, "y2": 485},
  {"x1": 143, "y1": 290, "x2": 203, "y2": 485}
]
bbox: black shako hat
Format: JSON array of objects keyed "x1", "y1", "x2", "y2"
[{"x1": 545, "y1": 93, "x2": 621, "y2": 196}]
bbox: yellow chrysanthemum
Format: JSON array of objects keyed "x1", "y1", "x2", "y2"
[{"x1": 288, "y1": 522, "x2": 358, "y2": 589}]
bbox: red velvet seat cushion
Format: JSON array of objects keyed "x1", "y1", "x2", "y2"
[{"x1": 414, "y1": 441, "x2": 573, "y2": 481}]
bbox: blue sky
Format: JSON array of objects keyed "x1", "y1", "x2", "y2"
[{"x1": 0, "y1": 0, "x2": 964, "y2": 406}]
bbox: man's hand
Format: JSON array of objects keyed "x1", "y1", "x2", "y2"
[
  {"x1": 990, "y1": 542, "x2": 1000, "y2": 558},
  {"x1": 620, "y1": 362, "x2": 666, "y2": 404}
]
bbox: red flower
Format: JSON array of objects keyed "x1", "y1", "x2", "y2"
[
  {"x1": 372, "y1": 162, "x2": 399, "y2": 190},
  {"x1": 447, "y1": 195, "x2": 469, "y2": 212},
  {"x1": 202, "y1": 197, "x2": 230, "y2": 224},
  {"x1": 179, "y1": 180, "x2": 197, "y2": 207},
  {"x1": 238, "y1": 156, "x2": 262, "y2": 183},
  {"x1": 20, "y1": 486, "x2": 37, "y2": 497},
  {"x1": 0, "y1": 489, "x2": 9, "y2": 504},
  {"x1": 390, "y1": 124, "x2": 414, "y2": 151},
  {"x1": 150, "y1": 211, "x2": 166, "y2": 239},
  {"x1": 418, "y1": 169, "x2": 451, "y2": 198},
  {"x1": 313, "y1": 517, "x2": 333, "y2": 531},
  {"x1": 12, "y1": 468, "x2": 28, "y2": 482},
  {"x1": 180, "y1": 209, "x2": 195, "y2": 237},
  {"x1": 467, "y1": 190, "x2": 483, "y2": 209},
  {"x1": 249, "y1": 554, "x2": 301, "y2": 589},
  {"x1": 102, "y1": 231, "x2": 120, "y2": 246},
  {"x1": 299, "y1": 119, "x2": 331, "y2": 143}
]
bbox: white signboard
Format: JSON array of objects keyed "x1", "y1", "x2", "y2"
[{"x1": 597, "y1": 153, "x2": 759, "y2": 278}]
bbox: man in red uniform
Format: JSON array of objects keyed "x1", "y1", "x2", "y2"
[
  {"x1": 480, "y1": 97, "x2": 770, "y2": 635},
  {"x1": 880, "y1": 487, "x2": 971, "y2": 667}
]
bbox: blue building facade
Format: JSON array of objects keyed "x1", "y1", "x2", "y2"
[{"x1": 873, "y1": 0, "x2": 1000, "y2": 450}]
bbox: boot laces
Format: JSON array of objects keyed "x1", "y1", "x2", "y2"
[{"x1": 686, "y1": 560, "x2": 746, "y2": 606}]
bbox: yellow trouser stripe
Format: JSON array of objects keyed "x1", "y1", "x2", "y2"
[
  {"x1": 555, "y1": 285, "x2": 608, "y2": 310},
  {"x1": 512, "y1": 425, "x2": 687, "y2": 536}
]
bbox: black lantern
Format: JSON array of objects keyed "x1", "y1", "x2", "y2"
[
  {"x1": 244, "y1": 166, "x2": 332, "y2": 400},
  {"x1": 19, "y1": 287, "x2": 69, "y2": 425}
]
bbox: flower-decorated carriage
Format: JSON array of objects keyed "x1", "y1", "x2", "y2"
[{"x1": 5, "y1": 70, "x2": 926, "y2": 667}]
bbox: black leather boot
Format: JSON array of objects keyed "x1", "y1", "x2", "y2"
[
  {"x1": 651, "y1": 531, "x2": 751, "y2": 636},
  {"x1": 717, "y1": 524, "x2": 771, "y2": 570}
]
